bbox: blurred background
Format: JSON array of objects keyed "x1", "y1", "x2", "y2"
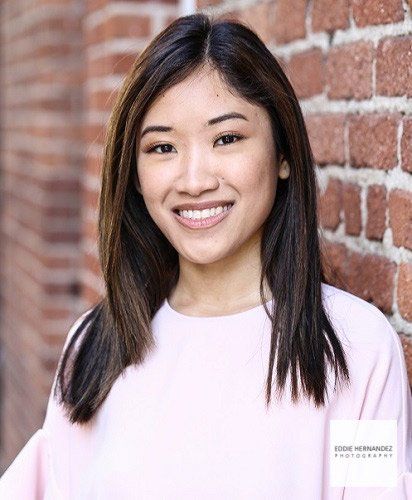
[{"x1": 0, "y1": 0, "x2": 411, "y2": 473}]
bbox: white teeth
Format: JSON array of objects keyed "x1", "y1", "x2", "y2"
[{"x1": 178, "y1": 203, "x2": 233, "y2": 219}]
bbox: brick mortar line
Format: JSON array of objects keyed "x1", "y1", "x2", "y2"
[
  {"x1": 86, "y1": 74, "x2": 126, "y2": 92},
  {"x1": 321, "y1": 230, "x2": 412, "y2": 335},
  {"x1": 301, "y1": 95, "x2": 412, "y2": 115},
  {"x1": 270, "y1": 19, "x2": 412, "y2": 59},
  {"x1": 4, "y1": 134, "x2": 87, "y2": 154},
  {"x1": 1, "y1": 118, "x2": 84, "y2": 130},
  {"x1": 4, "y1": 238, "x2": 80, "y2": 282},
  {"x1": 1, "y1": 165, "x2": 82, "y2": 185},
  {"x1": 3, "y1": 5, "x2": 76, "y2": 37},
  {"x1": 198, "y1": 0, "x2": 261, "y2": 16},
  {"x1": 2, "y1": 218, "x2": 79, "y2": 252},
  {"x1": 2, "y1": 172, "x2": 83, "y2": 198},
  {"x1": 3, "y1": 250, "x2": 80, "y2": 269},
  {"x1": 85, "y1": 144, "x2": 105, "y2": 158},
  {"x1": 81, "y1": 267, "x2": 105, "y2": 295},
  {"x1": 4, "y1": 57, "x2": 83, "y2": 82},
  {"x1": 316, "y1": 165, "x2": 412, "y2": 192},
  {"x1": 4, "y1": 83, "x2": 83, "y2": 101},
  {"x1": 320, "y1": 225, "x2": 412, "y2": 266},
  {"x1": 84, "y1": 2, "x2": 178, "y2": 30},
  {"x1": 86, "y1": 110, "x2": 111, "y2": 123},
  {"x1": 1, "y1": 32, "x2": 79, "y2": 58},
  {"x1": 86, "y1": 39, "x2": 148, "y2": 60}
]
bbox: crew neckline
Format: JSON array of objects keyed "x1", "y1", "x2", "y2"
[{"x1": 164, "y1": 296, "x2": 274, "y2": 320}]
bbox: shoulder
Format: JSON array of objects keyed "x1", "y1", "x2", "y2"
[{"x1": 320, "y1": 282, "x2": 399, "y2": 355}]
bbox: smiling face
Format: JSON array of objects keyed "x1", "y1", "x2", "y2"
[{"x1": 136, "y1": 66, "x2": 279, "y2": 266}]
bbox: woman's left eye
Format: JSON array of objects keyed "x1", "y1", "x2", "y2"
[
  {"x1": 214, "y1": 133, "x2": 244, "y2": 146},
  {"x1": 145, "y1": 133, "x2": 244, "y2": 155}
]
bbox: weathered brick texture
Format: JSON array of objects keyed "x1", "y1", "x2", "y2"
[
  {"x1": 352, "y1": 0, "x2": 404, "y2": 27},
  {"x1": 366, "y1": 185, "x2": 387, "y2": 241},
  {"x1": 0, "y1": 0, "x2": 179, "y2": 473}
]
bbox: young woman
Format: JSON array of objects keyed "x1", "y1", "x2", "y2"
[{"x1": 1, "y1": 12, "x2": 411, "y2": 499}]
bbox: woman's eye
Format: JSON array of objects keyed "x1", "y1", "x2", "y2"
[
  {"x1": 145, "y1": 133, "x2": 244, "y2": 155},
  {"x1": 147, "y1": 143, "x2": 175, "y2": 154},
  {"x1": 215, "y1": 133, "x2": 244, "y2": 146}
]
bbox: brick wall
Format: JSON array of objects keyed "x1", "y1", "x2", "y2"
[
  {"x1": 0, "y1": 0, "x2": 180, "y2": 472},
  {"x1": 0, "y1": 0, "x2": 86, "y2": 471},
  {"x1": 0, "y1": 0, "x2": 411, "y2": 472}
]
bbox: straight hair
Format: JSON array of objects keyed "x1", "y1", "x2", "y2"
[{"x1": 55, "y1": 12, "x2": 350, "y2": 425}]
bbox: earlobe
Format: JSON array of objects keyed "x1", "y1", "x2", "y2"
[{"x1": 278, "y1": 159, "x2": 290, "y2": 179}]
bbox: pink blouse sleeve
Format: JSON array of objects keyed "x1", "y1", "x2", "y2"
[
  {"x1": 356, "y1": 318, "x2": 412, "y2": 499},
  {"x1": 0, "y1": 309, "x2": 92, "y2": 499}
]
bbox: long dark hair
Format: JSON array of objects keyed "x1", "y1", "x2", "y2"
[{"x1": 54, "y1": 12, "x2": 350, "y2": 425}]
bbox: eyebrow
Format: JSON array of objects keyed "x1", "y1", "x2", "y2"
[{"x1": 139, "y1": 112, "x2": 249, "y2": 139}]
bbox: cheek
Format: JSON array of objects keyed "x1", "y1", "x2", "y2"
[
  {"x1": 138, "y1": 167, "x2": 165, "y2": 206},
  {"x1": 239, "y1": 159, "x2": 276, "y2": 200}
]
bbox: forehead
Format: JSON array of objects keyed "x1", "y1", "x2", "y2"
[{"x1": 140, "y1": 67, "x2": 268, "y2": 129}]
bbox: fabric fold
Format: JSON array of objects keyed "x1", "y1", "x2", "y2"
[{"x1": 0, "y1": 428, "x2": 63, "y2": 499}]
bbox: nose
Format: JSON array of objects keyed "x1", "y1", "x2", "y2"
[{"x1": 174, "y1": 149, "x2": 220, "y2": 196}]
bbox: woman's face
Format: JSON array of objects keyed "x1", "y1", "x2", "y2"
[{"x1": 136, "y1": 66, "x2": 279, "y2": 265}]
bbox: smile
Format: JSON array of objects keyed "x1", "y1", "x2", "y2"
[{"x1": 172, "y1": 203, "x2": 234, "y2": 229}]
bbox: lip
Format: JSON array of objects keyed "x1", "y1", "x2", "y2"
[
  {"x1": 172, "y1": 203, "x2": 234, "y2": 229},
  {"x1": 172, "y1": 199, "x2": 235, "y2": 211}
]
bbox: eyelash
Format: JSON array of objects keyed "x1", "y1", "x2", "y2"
[{"x1": 145, "y1": 133, "x2": 245, "y2": 155}]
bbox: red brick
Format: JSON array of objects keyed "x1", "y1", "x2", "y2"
[
  {"x1": 312, "y1": 0, "x2": 349, "y2": 32},
  {"x1": 197, "y1": 0, "x2": 220, "y2": 6},
  {"x1": 306, "y1": 114, "x2": 346, "y2": 165},
  {"x1": 366, "y1": 185, "x2": 387, "y2": 240},
  {"x1": 286, "y1": 49, "x2": 324, "y2": 98},
  {"x1": 0, "y1": 0, "x2": 181, "y2": 465},
  {"x1": 318, "y1": 178, "x2": 342, "y2": 229},
  {"x1": 87, "y1": 15, "x2": 151, "y2": 45},
  {"x1": 376, "y1": 37, "x2": 412, "y2": 97},
  {"x1": 85, "y1": 251, "x2": 102, "y2": 278},
  {"x1": 398, "y1": 263, "x2": 412, "y2": 322},
  {"x1": 388, "y1": 189, "x2": 412, "y2": 250},
  {"x1": 88, "y1": 53, "x2": 137, "y2": 78},
  {"x1": 348, "y1": 114, "x2": 399, "y2": 169},
  {"x1": 343, "y1": 183, "x2": 361, "y2": 235},
  {"x1": 271, "y1": 0, "x2": 306, "y2": 44},
  {"x1": 401, "y1": 118, "x2": 412, "y2": 173},
  {"x1": 346, "y1": 251, "x2": 396, "y2": 313},
  {"x1": 326, "y1": 41, "x2": 374, "y2": 100},
  {"x1": 107, "y1": 15, "x2": 152, "y2": 39},
  {"x1": 352, "y1": 0, "x2": 404, "y2": 27},
  {"x1": 399, "y1": 334, "x2": 412, "y2": 388},
  {"x1": 237, "y1": 2, "x2": 274, "y2": 45},
  {"x1": 84, "y1": 214, "x2": 99, "y2": 244},
  {"x1": 89, "y1": 88, "x2": 120, "y2": 112},
  {"x1": 321, "y1": 241, "x2": 349, "y2": 289}
]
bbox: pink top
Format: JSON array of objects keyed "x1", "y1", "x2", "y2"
[{"x1": 0, "y1": 283, "x2": 411, "y2": 499}]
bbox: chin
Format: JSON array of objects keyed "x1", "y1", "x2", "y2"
[{"x1": 177, "y1": 249, "x2": 224, "y2": 265}]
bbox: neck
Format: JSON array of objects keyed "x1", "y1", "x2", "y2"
[{"x1": 168, "y1": 230, "x2": 273, "y2": 315}]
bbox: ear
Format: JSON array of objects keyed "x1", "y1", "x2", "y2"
[{"x1": 278, "y1": 159, "x2": 290, "y2": 179}]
